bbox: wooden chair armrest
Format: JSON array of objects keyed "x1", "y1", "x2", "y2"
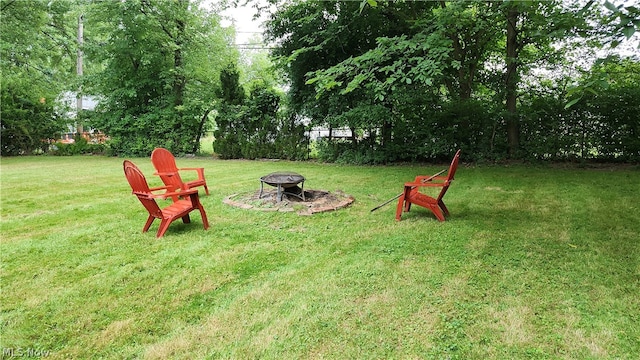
[
  {"x1": 158, "y1": 188, "x2": 199, "y2": 200},
  {"x1": 136, "y1": 188, "x2": 198, "y2": 200},
  {"x1": 153, "y1": 171, "x2": 177, "y2": 176},
  {"x1": 179, "y1": 167, "x2": 205, "y2": 177},
  {"x1": 149, "y1": 185, "x2": 171, "y2": 192}
]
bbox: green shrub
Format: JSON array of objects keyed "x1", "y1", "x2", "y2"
[
  {"x1": 1, "y1": 84, "x2": 66, "y2": 156},
  {"x1": 50, "y1": 136, "x2": 108, "y2": 156},
  {"x1": 214, "y1": 86, "x2": 308, "y2": 160}
]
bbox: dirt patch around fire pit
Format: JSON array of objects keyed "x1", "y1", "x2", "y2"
[{"x1": 223, "y1": 189, "x2": 355, "y2": 215}]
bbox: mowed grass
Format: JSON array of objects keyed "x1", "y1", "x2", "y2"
[{"x1": 1, "y1": 156, "x2": 639, "y2": 359}]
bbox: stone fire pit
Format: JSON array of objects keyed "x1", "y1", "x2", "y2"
[{"x1": 223, "y1": 188, "x2": 354, "y2": 216}]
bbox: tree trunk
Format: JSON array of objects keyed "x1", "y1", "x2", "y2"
[
  {"x1": 505, "y1": 6, "x2": 520, "y2": 158},
  {"x1": 76, "y1": 14, "x2": 84, "y2": 134},
  {"x1": 192, "y1": 109, "x2": 213, "y2": 154},
  {"x1": 350, "y1": 126, "x2": 357, "y2": 147},
  {"x1": 173, "y1": 12, "x2": 186, "y2": 108},
  {"x1": 173, "y1": 1, "x2": 188, "y2": 151}
]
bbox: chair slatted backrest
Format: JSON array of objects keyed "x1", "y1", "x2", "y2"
[
  {"x1": 436, "y1": 149, "x2": 461, "y2": 201},
  {"x1": 123, "y1": 160, "x2": 163, "y2": 218},
  {"x1": 151, "y1": 147, "x2": 185, "y2": 192}
]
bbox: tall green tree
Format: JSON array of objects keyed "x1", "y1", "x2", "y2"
[
  {"x1": 84, "y1": 0, "x2": 234, "y2": 156},
  {"x1": 239, "y1": 36, "x2": 282, "y2": 92},
  {"x1": 498, "y1": 0, "x2": 589, "y2": 157},
  {"x1": 1, "y1": 0, "x2": 77, "y2": 155},
  {"x1": 214, "y1": 63, "x2": 246, "y2": 158}
]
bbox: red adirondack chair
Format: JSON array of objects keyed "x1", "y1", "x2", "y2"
[
  {"x1": 395, "y1": 150, "x2": 461, "y2": 221},
  {"x1": 123, "y1": 160, "x2": 209, "y2": 238},
  {"x1": 151, "y1": 148, "x2": 209, "y2": 198}
]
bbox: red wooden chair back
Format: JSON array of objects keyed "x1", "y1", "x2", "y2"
[
  {"x1": 436, "y1": 149, "x2": 461, "y2": 202},
  {"x1": 150, "y1": 148, "x2": 185, "y2": 192},
  {"x1": 123, "y1": 160, "x2": 163, "y2": 218},
  {"x1": 151, "y1": 147, "x2": 209, "y2": 196}
]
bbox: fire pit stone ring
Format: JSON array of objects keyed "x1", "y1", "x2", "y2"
[{"x1": 259, "y1": 171, "x2": 306, "y2": 202}]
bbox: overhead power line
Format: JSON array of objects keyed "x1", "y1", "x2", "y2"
[{"x1": 236, "y1": 46, "x2": 275, "y2": 50}]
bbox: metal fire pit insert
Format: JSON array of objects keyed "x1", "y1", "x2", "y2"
[{"x1": 259, "y1": 172, "x2": 305, "y2": 202}]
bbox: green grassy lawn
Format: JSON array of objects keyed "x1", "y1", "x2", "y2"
[{"x1": 1, "y1": 156, "x2": 639, "y2": 359}]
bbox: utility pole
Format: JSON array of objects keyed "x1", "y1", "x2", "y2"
[{"x1": 76, "y1": 14, "x2": 84, "y2": 135}]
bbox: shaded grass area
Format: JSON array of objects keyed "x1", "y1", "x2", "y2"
[{"x1": 1, "y1": 156, "x2": 639, "y2": 359}]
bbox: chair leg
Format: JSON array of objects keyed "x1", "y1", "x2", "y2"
[
  {"x1": 204, "y1": 185, "x2": 210, "y2": 195},
  {"x1": 404, "y1": 187, "x2": 416, "y2": 213},
  {"x1": 395, "y1": 195, "x2": 405, "y2": 221},
  {"x1": 430, "y1": 205, "x2": 446, "y2": 222},
  {"x1": 438, "y1": 200, "x2": 450, "y2": 216},
  {"x1": 156, "y1": 219, "x2": 172, "y2": 238},
  {"x1": 187, "y1": 193, "x2": 209, "y2": 230},
  {"x1": 198, "y1": 206, "x2": 209, "y2": 230},
  {"x1": 181, "y1": 214, "x2": 191, "y2": 224},
  {"x1": 143, "y1": 215, "x2": 155, "y2": 233}
]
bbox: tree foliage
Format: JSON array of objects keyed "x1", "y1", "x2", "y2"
[
  {"x1": 522, "y1": 57, "x2": 640, "y2": 162},
  {"x1": 265, "y1": 0, "x2": 427, "y2": 141},
  {"x1": 2, "y1": 0, "x2": 638, "y2": 162},
  {"x1": 84, "y1": 0, "x2": 234, "y2": 156},
  {"x1": 264, "y1": 0, "x2": 639, "y2": 163},
  {"x1": 1, "y1": 0, "x2": 76, "y2": 155},
  {"x1": 213, "y1": 64, "x2": 307, "y2": 160},
  {"x1": 306, "y1": 1, "x2": 589, "y2": 159},
  {"x1": 603, "y1": 0, "x2": 640, "y2": 48}
]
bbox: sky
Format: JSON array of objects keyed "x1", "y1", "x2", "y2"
[
  {"x1": 215, "y1": 1, "x2": 638, "y2": 45},
  {"x1": 217, "y1": 1, "x2": 266, "y2": 46},
  {"x1": 211, "y1": 0, "x2": 638, "y2": 55}
]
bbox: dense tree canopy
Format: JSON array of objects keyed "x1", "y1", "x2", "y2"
[
  {"x1": 1, "y1": 0, "x2": 244, "y2": 157},
  {"x1": 263, "y1": 0, "x2": 639, "y2": 163},
  {"x1": 265, "y1": 0, "x2": 432, "y2": 146},
  {"x1": 84, "y1": 0, "x2": 235, "y2": 156},
  {"x1": 303, "y1": 0, "x2": 593, "y2": 158},
  {"x1": 2, "y1": 0, "x2": 638, "y2": 162}
]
